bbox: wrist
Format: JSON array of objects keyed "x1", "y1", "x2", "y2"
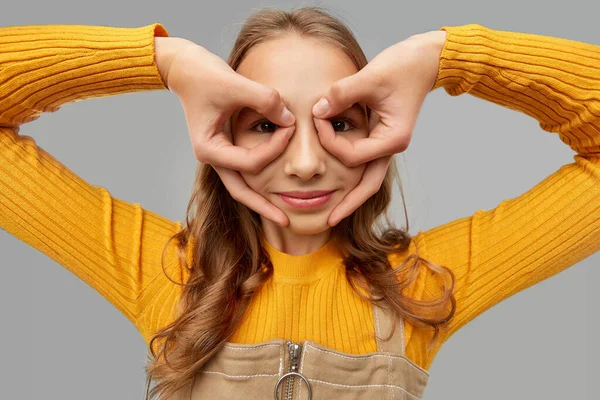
[
  {"x1": 421, "y1": 30, "x2": 447, "y2": 52},
  {"x1": 154, "y1": 37, "x2": 194, "y2": 89},
  {"x1": 408, "y1": 30, "x2": 447, "y2": 91}
]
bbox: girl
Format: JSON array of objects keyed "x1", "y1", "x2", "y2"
[{"x1": 0, "y1": 6, "x2": 598, "y2": 400}]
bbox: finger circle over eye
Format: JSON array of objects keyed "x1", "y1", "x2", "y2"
[
  {"x1": 257, "y1": 87, "x2": 280, "y2": 114},
  {"x1": 244, "y1": 127, "x2": 294, "y2": 174},
  {"x1": 253, "y1": 86, "x2": 293, "y2": 127},
  {"x1": 313, "y1": 118, "x2": 355, "y2": 165}
]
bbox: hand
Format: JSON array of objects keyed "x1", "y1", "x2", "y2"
[
  {"x1": 312, "y1": 30, "x2": 447, "y2": 226},
  {"x1": 155, "y1": 37, "x2": 296, "y2": 227}
]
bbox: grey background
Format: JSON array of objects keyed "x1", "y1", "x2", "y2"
[{"x1": 0, "y1": 0, "x2": 597, "y2": 398}]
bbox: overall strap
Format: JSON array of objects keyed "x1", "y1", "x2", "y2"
[{"x1": 373, "y1": 302, "x2": 406, "y2": 356}]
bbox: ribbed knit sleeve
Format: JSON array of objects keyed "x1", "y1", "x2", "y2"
[
  {"x1": 0, "y1": 23, "x2": 188, "y2": 333},
  {"x1": 409, "y1": 24, "x2": 600, "y2": 370}
]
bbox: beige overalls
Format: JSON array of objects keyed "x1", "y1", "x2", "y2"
[{"x1": 162, "y1": 300, "x2": 430, "y2": 400}]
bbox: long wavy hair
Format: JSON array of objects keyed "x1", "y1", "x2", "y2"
[{"x1": 144, "y1": 6, "x2": 456, "y2": 399}]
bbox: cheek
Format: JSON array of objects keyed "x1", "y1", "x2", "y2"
[
  {"x1": 239, "y1": 171, "x2": 264, "y2": 193},
  {"x1": 232, "y1": 132, "x2": 265, "y2": 148},
  {"x1": 341, "y1": 163, "x2": 367, "y2": 189},
  {"x1": 239, "y1": 163, "x2": 278, "y2": 195}
]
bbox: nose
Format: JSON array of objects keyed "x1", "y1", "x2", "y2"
[{"x1": 283, "y1": 117, "x2": 327, "y2": 181}]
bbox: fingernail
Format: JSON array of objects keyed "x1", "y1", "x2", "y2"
[
  {"x1": 313, "y1": 98, "x2": 329, "y2": 117},
  {"x1": 282, "y1": 108, "x2": 294, "y2": 125}
]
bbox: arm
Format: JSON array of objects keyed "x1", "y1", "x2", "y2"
[
  {"x1": 0, "y1": 23, "x2": 190, "y2": 342},
  {"x1": 401, "y1": 24, "x2": 600, "y2": 369}
]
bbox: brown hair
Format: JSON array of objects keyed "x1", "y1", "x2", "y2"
[{"x1": 144, "y1": 6, "x2": 455, "y2": 399}]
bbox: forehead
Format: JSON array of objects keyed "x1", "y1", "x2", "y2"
[{"x1": 234, "y1": 34, "x2": 365, "y2": 117}]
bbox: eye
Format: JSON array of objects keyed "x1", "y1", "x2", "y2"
[
  {"x1": 249, "y1": 118, "x2": 355, "y2": 133},
  {"x1": 331, "y1": 118, "x2": 355, "y2": 133},
  {"x1": 250, "y1": 119, "x2": 279, "y2": 133}
]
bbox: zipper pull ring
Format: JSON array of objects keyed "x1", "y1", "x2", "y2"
[
  {"x1": 274, "y1": 341, "x2": 313, "y2": 399},
  {"x1": 274, "y1": 372, "x2": 312, "y2": 400}
]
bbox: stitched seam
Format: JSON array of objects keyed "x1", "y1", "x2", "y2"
[
  {"x1": 200, "y1": 371, "x2": 279, "y2": 379},
  {"x1": 388, "y1": 356, "x2": 394, "y2": 400},
  {"x1": 279, "y1": 344, "x2": 283, "y2": 377},
  {"x1": 400, "y1": 314, "x2": 406, "y2": 356},
  {"x1": 300, "y1": 343, "x2": 308, "y2": 374},
  {"x1": 298, "y1": 344, "x2": 309, "y2": 399},
  {"x1": 308, "y1": 379, "x2": 422, "y2": 400},
  {"x1": 374, "y1": 306, "x2": 382, "y2": 352},
  {"x1": 222, "y1": 343, "x2": 281, "y2": 350},
  {"x1": 304, "y1": 342, "x2": 430, "y2": 376}
]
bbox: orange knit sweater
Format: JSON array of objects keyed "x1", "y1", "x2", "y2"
[{"x1": 0, "y1": 22, "x2": 598, "y2": 372}]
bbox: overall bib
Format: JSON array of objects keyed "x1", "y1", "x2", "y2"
[{"x1": 164, "y1": 301, "x2": 430, "y2": 400}]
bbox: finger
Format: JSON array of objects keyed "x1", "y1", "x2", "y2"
[
  {"x1": 243, "y1": 125, "x2": 296, "y2": 173},
  {"x1": 197, "y1": 125, "x2": 295, "y2": 173},
  {"x1": 315, "y1": 117, "x2": 409, "y2": 166},
  {"x1": 213, "y1": 165, "x2": 289, "y2": 227},
  {"x1": 312, "y1": 71, "x2": 375, "y2": 118},
  {"x1": 328, "y1": 155, "x2": 392, "y2": 226},
  {"x1": 313, "y1": 117, "x2": 356, "y2": 164},
  {"x1": 235, "y1": 76, "x2": 295, "y2": 127}
]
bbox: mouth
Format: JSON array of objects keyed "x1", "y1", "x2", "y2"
[{"x1": 275, "y1": 190, "x2": 335, "y2": 209}]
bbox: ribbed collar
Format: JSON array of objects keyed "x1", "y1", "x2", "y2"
[{"x1": 262, "y1": 237, "x2": 344, "y2": 284}]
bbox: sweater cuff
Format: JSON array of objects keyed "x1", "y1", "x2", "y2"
[
  {"x1": 0, "y1": 23, "x2": 171, "y2": 127},
  {"x1": 40, "y1": 22, "x2": 172, "y2": 98},
  {"x1": 430, "y1": 23, "x2": 494, "y2": 95},
  {"x1": 429, "y1": 23, "x2": 600, "y2": 156}
]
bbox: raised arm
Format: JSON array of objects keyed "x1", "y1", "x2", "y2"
[
  {"x1": 404, "y1": 24, "x2": 599, "y2": 369},
  {"x1": 0, "y1": 23, "x2": 189, "y2": 340}
]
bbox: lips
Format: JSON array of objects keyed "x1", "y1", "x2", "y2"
[
  {"x1": 276, "y1": 190, "x2": 335, "y2": 209},
  {"x1": 277, "y1": 190, "x2": 334, "y2": 199}
]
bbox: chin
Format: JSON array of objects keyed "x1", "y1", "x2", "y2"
[{"x1": 286, "y1": 214, "x2": 331, "y2": 235}]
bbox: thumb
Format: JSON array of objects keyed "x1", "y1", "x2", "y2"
[
  {"x1": 312, "y1": 71, "x2": 371, "y2": 118},
  {"x1": 233, "y1": 75, "x2": 295, "y2": 127}
]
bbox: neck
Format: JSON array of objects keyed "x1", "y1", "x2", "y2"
[{"x1": 261, "y1": 217, "x2": 332, "y2": 255}]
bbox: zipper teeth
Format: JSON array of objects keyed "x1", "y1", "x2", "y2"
[
  {"x1": 285, "y1": 376, "x2": 294, "y2": 400},
  {"x1": 285, "y1": 341, "x2": 299, "y2": 400}
]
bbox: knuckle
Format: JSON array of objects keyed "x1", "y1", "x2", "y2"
[
  {"x1": 191, "y1": 134, "x2": 210, "y2": 162},
  {"x1": 384, "y1": 133, "x2": 410, "y2": 154},
  {"x1": 369, "y1": 184, "x2": 380, "y2": 197},
  {"x1": 391, "y1": 137, "x2": 410, "y2": 153},
  {"x1": 332, "y1": 149, "x2": 350, "y2": 165},
  {"x1": 193, "y1": 146, "x2": 209, "y2": 164},
  {"x1": 328, "y1": 82, "x2": 345, "y2": 101},
  {"x1": 347, "y1": 157, "x2": 362, "y2": 168},
  {"x1": 368, "y1": 67, "x2": 387, "y2": 88},
  {"x1": 246, "y1": 157, "x2": 262, "y2": 174},
  {"x1": 342, "y1": 154, "x2": 359, "y2": 167},
  {"x1": 229, "y1": 189, "x2": 241, "y2": 202},
  {"x1": 260, "y1": 88, "x2": 281, "y2": 113}
]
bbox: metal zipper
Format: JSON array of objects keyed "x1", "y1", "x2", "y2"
[
  {"x1": 274, "y1": 340, "x2": 312, "y2": 400},
  {"x1": 285, "y1": 341, "x2": 301, "y2": 400}
]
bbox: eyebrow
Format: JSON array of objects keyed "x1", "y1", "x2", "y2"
[{"x1": 235, "y1": 101, "x2": 366, "y2": 120}]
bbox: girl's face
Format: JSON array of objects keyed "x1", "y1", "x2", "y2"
[{"x1": 231, "y1": 34, "x2": 369, "y2": 235}]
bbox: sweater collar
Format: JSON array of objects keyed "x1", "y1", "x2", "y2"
[{"x1": 262, "y1": 237, "x2": 344, "y2": 284}]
